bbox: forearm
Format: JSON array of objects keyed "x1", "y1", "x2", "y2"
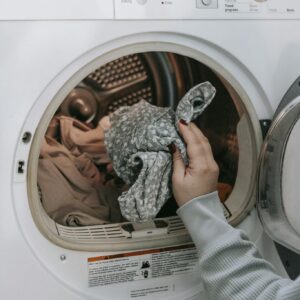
[{"x1": 177, "y1": 192, "x2": 292, "y2": 300}]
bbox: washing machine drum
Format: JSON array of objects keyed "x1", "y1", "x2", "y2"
[
  {"x1": 258, "y1": 79, "x2": 300, "y2": 254},
  {"x1": 59, "y1": 53, "x2": 184, "y2": 123},
  {"x1": 33, "y1": 51, "x2": 257, "y2": 251}
]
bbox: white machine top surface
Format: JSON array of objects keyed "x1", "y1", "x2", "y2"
[{"x1": 1, "y1": 0, "x2": 300, "y2": 20}]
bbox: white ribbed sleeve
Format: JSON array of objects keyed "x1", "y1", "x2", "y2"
[{"x1": 177, "y1": 192, "x2": 300, "y2": 300}]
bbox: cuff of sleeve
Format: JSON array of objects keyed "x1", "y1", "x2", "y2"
[
  {"x1": 177, "y1": 191, "x2": 235, "y2": 255},
  {"x1": 176, "y1": 191, "x2": 224, "y2": 216}
]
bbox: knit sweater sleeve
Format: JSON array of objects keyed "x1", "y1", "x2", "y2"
[{"x1": 177, "y1": 191, "x2": 300, "y2": 300}]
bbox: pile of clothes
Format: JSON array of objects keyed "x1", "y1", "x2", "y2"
[
  {"x1": 38, "y1": 116, "x2": 123, "y2": 226},
  {"x1": 39, "y1": 81, "x2": 216, "y2": 226}
]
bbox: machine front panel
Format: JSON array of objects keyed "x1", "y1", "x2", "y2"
[
  {"x1": 115, "y1": 0, "x2": 300, "y2": 20},
  {"x1": 1, "y1": 0, "x2": 300, "y2": 20}
]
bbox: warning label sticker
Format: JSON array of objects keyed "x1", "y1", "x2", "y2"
[{"x1": 88, "y1": 244, "x2": 198, "y2": 288}]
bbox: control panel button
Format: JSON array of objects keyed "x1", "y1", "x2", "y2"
[
  {"x1": 196, "y1": 0, "x2": 218, "y2": 9},
  {"x1": 202, "y1": 0, "x2": 212, "y2": 6}
]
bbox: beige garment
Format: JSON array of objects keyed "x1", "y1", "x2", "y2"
[
  {"x1": 46, "y1": 115, "x2": 110, "y2": 164},
  {"x1": 38, "y1": 116, "x2": 122, "y2": 226}
]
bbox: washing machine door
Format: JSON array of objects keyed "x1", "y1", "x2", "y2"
[{"x1": 258, "y1": 78, "x2": 300, "y2": 254}]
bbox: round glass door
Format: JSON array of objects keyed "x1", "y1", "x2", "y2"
[{"x1": 258, "y1": 79, "x2": 300, "y2": 254}]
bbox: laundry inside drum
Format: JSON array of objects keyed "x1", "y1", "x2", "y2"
[{"x1": 37, "y1": 52, "x2": 247, "y2": 245}]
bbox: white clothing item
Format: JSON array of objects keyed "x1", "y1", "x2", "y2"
[{"x1": 177, "y1": 192, "x2": 300, "y2": 300}]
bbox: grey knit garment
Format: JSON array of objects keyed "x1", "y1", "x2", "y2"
[
  {"x1": 105, "y1": 82, "x2": 216, "y2": 222},
  {"x1": 177, "y1": 192, "x2": 297, "y2": 300}
]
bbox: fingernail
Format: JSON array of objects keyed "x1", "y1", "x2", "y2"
[
  {"x1": 168, "y1": 144, "x2": 176, "y2": 154},
  {"x1": 180, "y1": 119, "x2": 188, "y2": 126}
]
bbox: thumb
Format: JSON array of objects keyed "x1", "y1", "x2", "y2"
[{"x1": 172, "y1": 145, "x2": 185, "y2": 179}]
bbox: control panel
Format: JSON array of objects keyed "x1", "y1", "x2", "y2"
[
  {"x1": 115, "y1": 0, "x2": 300, "y2": 19},
  {"x1": 1, "y1": 0, "x2": 299, "y2": 21}
]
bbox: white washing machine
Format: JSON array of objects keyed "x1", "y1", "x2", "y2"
[{"x1": 1, "y1": 0, "x2": 300, "y2": 299}]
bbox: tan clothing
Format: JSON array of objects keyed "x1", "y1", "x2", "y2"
[{"x1": 38, "y1": 116, "x2": 122, "y2": 226}]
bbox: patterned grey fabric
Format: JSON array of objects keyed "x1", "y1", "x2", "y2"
[{"x1": 105, "y1": 82, "x2": 216, "y2": 222}]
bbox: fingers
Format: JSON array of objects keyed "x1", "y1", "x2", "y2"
[
  {"x1": 178, "y1": 121, "x2": 218, "y2": 172},
  {"x1": 189, "y1": 123, "x2": 216, "y2": 166},
  {"x1": 178, "y1": 120, "x2": 200, "y2": 145},
  {"x1": 171, "y1": 145, "x2": 185, "y2": 180},
  {"x1": 179, "y1": 121, "x2": 207, "y2": 144},
  {"x1": 189, "y1": 122, "x2": 208, "y2": 142},
  {"x1": 178, "y1": 121, "x2": 207, "y2": 167}
]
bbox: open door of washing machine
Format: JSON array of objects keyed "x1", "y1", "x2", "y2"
[{"x1": 258, "y1": 77, "x2": 300, "y2": 254}]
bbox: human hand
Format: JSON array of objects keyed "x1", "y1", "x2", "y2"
[{"x1": 172, "y1": 121, "x2": 219, "y2": 207}]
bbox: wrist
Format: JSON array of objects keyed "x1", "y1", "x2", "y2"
[
  {"x1": 177, "y1": 191, "x2": 220, "y2": 214},
  {"x1": 175, "y1": 190, "x2": 218, "y2": 207},
  {"x1": 177, "y1": 190, "x2": 219, "y2": 212}
]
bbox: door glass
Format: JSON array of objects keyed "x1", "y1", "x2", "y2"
[{"x1": 258, "y1": 79, "x2": 300, "y2": 253}]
